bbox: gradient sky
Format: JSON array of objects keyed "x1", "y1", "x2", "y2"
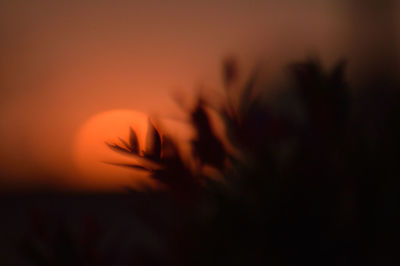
[{"x1": 0, "y1": 0, "x2": 387, "y2": 190}]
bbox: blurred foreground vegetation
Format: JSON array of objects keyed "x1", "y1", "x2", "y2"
[{"x1": 22, "y1": 56, "x2": 400, "y2": 266}]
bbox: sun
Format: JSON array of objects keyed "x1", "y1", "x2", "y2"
[{"x1": 72, "y1": 109, "x2": 158, "y2": 191}]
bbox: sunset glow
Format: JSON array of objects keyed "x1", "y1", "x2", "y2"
[
  {"x1": 0, "y1": 0, "x2": 382, "y2": 190},
  {"x1": 1, "y1": 1, "x2": 399, "y2": 265}
]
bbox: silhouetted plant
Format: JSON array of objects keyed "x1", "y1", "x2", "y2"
[
  {"x1": 21, "y1": 54, "x2": 400, "y2": 266},
  {"x1": 106, "y1": 55, "x2": 400, "y2": 266},
  {"x1": 20, "y1": 53, "x2": 399, "y2": 266}
]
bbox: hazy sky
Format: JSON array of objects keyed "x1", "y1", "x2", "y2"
[{"x1": 0, "y1": 0, "x2": 368, "y2": 190}]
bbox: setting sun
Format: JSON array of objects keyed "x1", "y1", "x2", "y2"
[{"x1": 73, "y1": 109, "x2": 158, "y2": 191}]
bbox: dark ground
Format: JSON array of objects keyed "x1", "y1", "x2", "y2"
[{"x1": 0, "y1": 192, "x2": 170, "y2": 265}]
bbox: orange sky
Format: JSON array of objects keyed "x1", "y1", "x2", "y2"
[{"x1": 0, "y1": 0, "x2": 387, "y2": 191}]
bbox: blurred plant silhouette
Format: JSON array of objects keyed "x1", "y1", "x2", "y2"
[
  {"x1": 102, "y1": 55, "x2": 400, "y2": 266},
  {"x1": 21, "y1": 55, "x2": 400, "y2": 266}
]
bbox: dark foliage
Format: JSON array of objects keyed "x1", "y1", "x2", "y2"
[
  {"x1": 22, "y1": 56, "x2": 400, "y2": 266},
  {"x1": 110, "y1": 57, "x2": 400, "y2": 266}
]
